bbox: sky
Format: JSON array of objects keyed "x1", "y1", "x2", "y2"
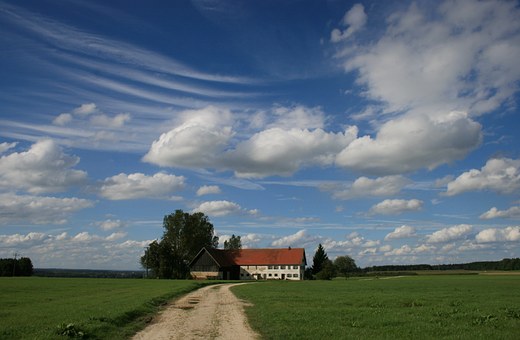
[{"x1": 1, "y1": 0, "x2": 519, "y2": 270}]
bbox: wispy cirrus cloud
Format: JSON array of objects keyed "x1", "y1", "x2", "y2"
[{"x1": 0, "y1": 2, "x2": 255, "y2": 84}]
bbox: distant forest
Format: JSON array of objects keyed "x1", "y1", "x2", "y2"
[
  {"x1": 2, "y1": 257, "x2": 518, "y2": 279},
  {"x1": 364, "y1": 258, "x2": 520, "y2": 272}
]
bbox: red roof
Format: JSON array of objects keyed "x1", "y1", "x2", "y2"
[
  {"x1": 190, "y1": 247, "x2": 307, "y2": 268},
  {"x1": 227, "y1": 248, "x2": 306, "y2": 266}
]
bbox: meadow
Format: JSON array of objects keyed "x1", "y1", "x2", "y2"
[
  {"x1": 232, "y1": 275, "x2": 520, "y2": 339},
  {"x1": 2, "y1": 275, "x2": 519, "y2": 339},
  {"x1": 0, "y1": 277, "x2": 210, "y2": 339}
]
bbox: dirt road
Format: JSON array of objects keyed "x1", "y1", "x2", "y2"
[{"x1": 132, "y1": 283, "x2": 259, "y2": 340}]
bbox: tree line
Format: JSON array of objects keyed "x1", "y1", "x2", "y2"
[
  {"x1": 306, "y1": 243, "x2": 359, "y2": 280},
  {"x1": 364, "y1": 258, "x2": 520, "y2": 272},
  {"x1": 0, "y1": 257, "x2": 33, "y2": 276},
  {"x1": 140, "y1": 210, "x2": 518, "y2": 280}
]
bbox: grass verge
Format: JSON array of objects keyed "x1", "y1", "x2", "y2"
[
  {"x1": 232, "y1": 275, "x2": 520, "y2": 339},
  {"x1": 0, "y1": 277, "x2": 218, "y2": 339}
]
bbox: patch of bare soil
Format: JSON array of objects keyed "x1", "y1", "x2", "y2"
[{"x1": 132, "y1": 283, "x2": 259, "y2": 340}]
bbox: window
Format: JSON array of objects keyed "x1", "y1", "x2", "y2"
[
  {"x1": 268, "y1": 273, "x2": 272, "y2": 277},
  {"x1": 240, "y1": 273, "x2": 244, "y2": 277},
  {"x1": 247, "y1": 273, "x2": 250, "y2": 276},
  {"x1": 274, "y1": 266, "x2": 279, "y2": 269},
  {"x1": 293, "y1": 274, "x2": 298, "y2": 278},
  {"x1": 280, "y1": 265, "x2": 286, "y2": 269},
  {"x1": 274, "y1": 273, "x2": 278, "y2": 277},
  {"x1": 287, "y1": 274, "x2": 292, "y2": 278},
  {"x1": 268, "y1": 266, "x2": 273, "y2": 269},
  {"x1": 293, "y1": 266, "x2": 299, "y2": 269}
]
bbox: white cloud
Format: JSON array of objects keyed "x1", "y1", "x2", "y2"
[
  {"x1": 192, "y1": 200, "x2": 256, "y2": 217},
  {"x1": 480, "y1": 206, "x2": 520, "y2": 220},
  {"x1": 0, "y1": 139, "x2": 87, "y2": 193},
  {"x1": 426, "y1": 224, "x2": 472, "y2": 244},
  {"x1": 73, "y1": 103, "x2": 98, "y2": 116},
  {"x1": 268, "y1": 105, "x2": 325, "y2": 130},
  {"x1": 106, "y1": 232, "x2": 127, "y2": 241},
  {"x1": 385, "y1": 225, "x2": 416, "y2": 240},
  {"x1": 228, "y1": 126, "x2": 357, "y2": 178},
  {"x1": 475, "y1": 226, "x2": 520, "y2": 243},
  {"x1": 271, "y1": 230, "x2": 314, "y2": 247},
  {"x1": 99, "y1": 172, "x2": 185, "y2": 200},
  {"x1": 0, "y1": 142, "x2": 16, "y2": 154},
  {"x1": 53, "y1": 113, "x2": 73, "y2": 126},
  {"x1": 325, "y1": 175, "x2": 409, "y2": 200},
  {"x1": 0, "y1": 193, "x2": 93, "y2": 225},
  {"x1": 369, "y1": 199, "x2": 423, "y2": 215},
  {"x1": 90, "y1": 113, "x2": 131, "y2": 128},
  {"x1": 97, "y1": 219, "x2": 126, "y2": 231},
  {"x1": 336, "y1": 112, "x2": 482, "y2": 175},
  {"x1": 445, "y1": 158, "x2": 520, "y2": 196},
  {"x1": 0, "y1": 232, "x2": 47, "y2": 246},
  {"x1": 335, "y1": 1, "x2": 520, "y2": 116},
  {"x1": 196, "y1": 185, "x2": 221, "y2": 196},
  {"x1": 330, "y1": 4, "x2": 367, "y2": 42},
  {"x1": 0, "y1": 229, "x2": 153, "y2": 270},
  {"x1": 143, "y1": 106, "x2": 234, "y2": 168},
  {"x1": 384, "y1": 244, "x2": 412, "y2": 256}
]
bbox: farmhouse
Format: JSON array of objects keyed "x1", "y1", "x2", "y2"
[{"x1": 189, "y1": 247, "x2": 306, "y2": 280}]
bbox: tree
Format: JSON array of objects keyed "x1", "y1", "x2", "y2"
[
  {"x1": 311, "y1": 244, "x2": 329, "y2": 275},
  {"x1": 224, "y1": 234, "x2": 242, "y2": 250},
  {"x1": 315, "y1": 259, "x2": 336, "y2": 280},
  {"x1": 334, "y1": 255, "x2": 358, "y2": 277},
  {"x1": 141, "y1": 210, "x2": 219, "y2": 279}
]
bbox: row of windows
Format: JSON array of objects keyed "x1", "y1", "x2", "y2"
[
  {"x1": 240, "y1": 273, "x2": 299, "y2": 278},
  {"x1": 244, "y1": 265, "x2": 300, "y2": 270},
  {"x1": 267, "y1": 265, "x2": 300, "y2": 270}
]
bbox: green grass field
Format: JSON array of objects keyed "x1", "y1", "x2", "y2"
[
  {"x1": 0, "y1": 277, "x2": 210, "y2": 339},
  {"x1": 232, "y1": 275, "x2": 520, "y2": 339},
  {"x1": 2, "y1": 275, "x2": 519, "y2": 339}
]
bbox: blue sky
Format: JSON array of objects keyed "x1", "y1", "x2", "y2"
[{"x1": 1, "y1": 0, "x2": 519, "y2": 270}]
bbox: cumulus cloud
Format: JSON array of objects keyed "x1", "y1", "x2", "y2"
[
  {"x1": 97, "y1": 219, "x2": 126, "y2": 231},
  {"x1": 0, "y1": 230, "x2": 153, "y2": 269},
  {"x1": 0, "y1": 232, "x2": 47, "y2": 247},
  {"x1": 90, "y1": 113, "x2": 131, "y2": 128},
  {"x1": 480, "y1": 206, "x2": 520, "y2": 220},
  {"x1": 228, "y1": 126, "x2": 357, "y2": 178},
  {"x1": 192, "y1": 200, "x2": 257, "y2": 217},
  {"x1": 475, "y1": 226, "x2": 520, "y2": 243},
  {"x1": 445, "y1": 158, "x2": 520, "y2": 196},
  {"x1": 385, "y1": 225, "x2": 416, "y2": 240},
  {"x1": 143, "y1": 106, "x2": 234, "y2": 168},
  {"x1": 271, "y1": 230, "x2": 316, "y2": 247},
  {"x1": 0, "y1": 142, "x2": 17, "y2": 154},
  {"x1": 268, "y1": 105, "x2": 326, "y2": 130},
  {"x1": 196, "y1": 185, "x2": 221, "y2": 196},
  {"x1": 335, "y1": 1, "x2": 520, "y2": 116},
  {"x1": 426, "y1": 224, "x2": 472, "y2": 243},
  {"x1": 53, "y1": 113, "x2": 73, "y2": 126},
  {"x1": 0, "y1": 193, "x2": 93, "y2": 225},
  {"x1": 369, "y1": 199, "x2": 423, "y2": 215},
  {"x1": 324, "y1": 175, "x2": 409, "y2": 200},
  {"x1": 330, "y1": 4, "x2": 367, "y2": 42},
  {"x1": 99, "y1": 172, "x2": 185, "y2": 200},
  {"x1": 336, "y1": 112, "x2": 482, "y2": 175},
  {"x1": 0, "y1": 139, "x2": 87, "y2": 193},
  {"x1": 73, "y1": 103, "x2": 98, "y2": 116}
]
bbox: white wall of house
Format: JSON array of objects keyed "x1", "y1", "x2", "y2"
[{"x1": 239, "y1": 265, "x2": 304, "y2": 280}]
